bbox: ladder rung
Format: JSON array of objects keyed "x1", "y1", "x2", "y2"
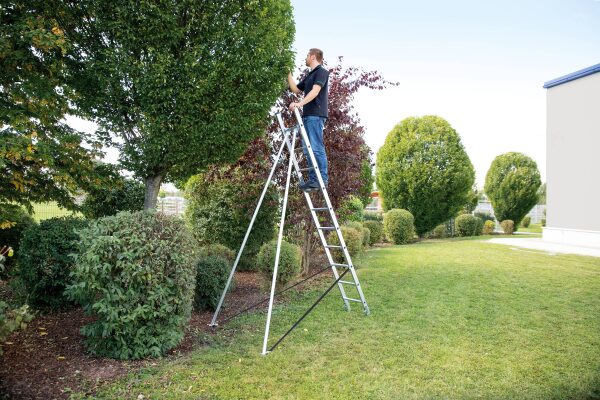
[
  {"x1": 300, "y1": 167, "x2": 314, "y2": 172},
  {"x1": 324, "y1": 245, "x2": 342, "y2": 249},
  {"x1": 318, "y1": 226, "x2": 336, "y2": 231},
  {"x1": 339, "y1": 280, "x2": 357, "y2": 285},
  {"x1": 311, "y1": 207, "x2": 330, "y2": 211},
  {"x1": 343, "y1": 297, "x2": 363, "y2": 303},
  {"x1": 331, "y1": 263, "x2": 349, "y2": 268}
]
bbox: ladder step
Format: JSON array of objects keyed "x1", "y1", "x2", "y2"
[
  {"x1": 300, "y1": 167, "x2": 314, "y2": 172},
  {"x1": 318, "y1": 227, "x2": 336, "y2": 231},
  {"x1": 311, "y1": 207, "x2": 330, "y2": 211},
  {"x1": 339, "y1": 280, "x2": 357, "y2": 285},
  {"x1": 324, "y1": 245, "x2": 342, "y2": 249},
  {"x1": 343, "y1": 297, "x2": 363, "y2": 303},
  {"x1": 331, "y1": 263, "x2": 349, "y2": 268}
]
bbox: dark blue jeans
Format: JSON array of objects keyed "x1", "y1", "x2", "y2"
[{"x1": 302, "y1": 116, "x2": 328, "y2": 185}]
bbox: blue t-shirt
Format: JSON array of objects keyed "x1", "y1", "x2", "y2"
[{"x1": 297, "y1": 65, "x2": 329, "y2": 118}]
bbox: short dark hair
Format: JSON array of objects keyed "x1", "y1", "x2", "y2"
[{"x1": 309, "y1": 48, "x2": 323, "y2": 62}]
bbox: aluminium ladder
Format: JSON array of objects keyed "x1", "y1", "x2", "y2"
[{"x1": 210, "y1": 108, "x2": 369, "y2": 355}]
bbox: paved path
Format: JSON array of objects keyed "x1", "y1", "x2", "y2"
[{"x1": 485, "y1": 237, "x2": 600, "y2": 258}]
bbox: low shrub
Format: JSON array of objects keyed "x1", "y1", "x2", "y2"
[
  {"x1": 66, "y1": 211, "x2": 197, "y2": 360},
  {"x1": 0, "y1": 301, "x2": 33, "y2": 355},
  {"x1": 429, "y1": 223, "x2": 448, "y2": 239},
  {"x1": 361, "y1": 227, "x2": 371, "y2": 248},
  {"x1": 338, "y1": 195, "x2": 364, "y2": 223},
  {"x1": 364, "y1": 211, "x2": 384, "y2": 221},
  {"x1": 257, "y1": 240, "x2": 302, "y2": 285},
  {"x1": 500, "y1": 220, "x2": 515, "y2": 234},
  {"x1": 483, "y1": 220, "x2": 496, "y2": 235},
  {"x1": 197, "y1": 244, "x2": 235, "y2": 264},
  {"x1": 383, "y1": 209, "x2": 415, "y2": 244},
  {"x1": 0, "y1": 204, "x2": 36, "y2": 278},
  {"x1": 15, "y1": 217, "x2": 88, "y2": 310},
  {"x1": 328, "y1": 226, "x2": 363, "y2": 263},
  {"x1": 364, "y1": 220, "x2": 383, "y2": 245},
  {"x1": 455, "y1": 214, "x2": 483, "y2": 237},
  {"x1": 194, "y1": 255, "x2": 230, "y2": 311},
  {"x1": 521, "y1": 216, "x2": 531, "y2": 228}
]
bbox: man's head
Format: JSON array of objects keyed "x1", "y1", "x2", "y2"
[{"x1": 305, "y1": 48, "x2": 323, "y2": 68}]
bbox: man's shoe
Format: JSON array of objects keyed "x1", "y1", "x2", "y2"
[{"x1": 299, "y1": 181, "x2": 320, "y2": 192}]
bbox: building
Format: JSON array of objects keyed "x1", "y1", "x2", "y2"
[{"x1": 543, "y1": 62, "x2": 600, "y2": 248}]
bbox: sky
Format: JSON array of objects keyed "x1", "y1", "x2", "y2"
[{"x1": 290, "y1": 0, "x2": 600, "y2": 186}]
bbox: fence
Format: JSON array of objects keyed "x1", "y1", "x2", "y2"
[{"x1": 474, "y1": 201, "x2": 546, "y2": 224}]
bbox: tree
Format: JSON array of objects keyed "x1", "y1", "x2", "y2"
[
  {"x1": 484, "y1": 152, "x2": 541, "y2": 228},
  {"x1": 376, "y1": 116, "x2": 475, "y2": 236},
  {"x1": 59, "y1": 1, "x2": 295, "y2": 209},
  {"x1": 1, "y1": 2, "x2": 109, "y2": 219},
  {"x1": 537, "y1": 183, "x2": 546, "y2": 205}
]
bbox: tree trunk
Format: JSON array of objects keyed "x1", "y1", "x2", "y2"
[{"x1": 143, "y1": 174, "x2": 164, "y2": 211}]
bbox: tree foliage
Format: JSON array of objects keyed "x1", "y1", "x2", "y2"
[
  {"x1": 484, "y1": 152, "x2": 541, "y2": 227},
  {"x1": 376, "y1": 116, "x2": 475, "y2": 236},
  {"x1": 58, "y1": 0, "x2": 295, "y2": 209},
  {"x1": 0, "y1": 2, "x2": 109, "y2": 218}
]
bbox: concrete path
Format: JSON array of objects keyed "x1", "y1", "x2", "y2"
[{"x1": 485, "y1": 237, "x2": 600, "y2": 258}]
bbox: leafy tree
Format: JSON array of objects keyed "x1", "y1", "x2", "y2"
[
  {"x1": 59, "y1": 1, "x2": 295, "y2": 209},
  {"x1": 1, "y1": 2, "x2": 109, "y2": 220},
  {"x1": 537, "y1": 183, "x2": 546, "y2": 205},
  {"x1": 484, "y1": 152, "x2": 541, "y2": 229},
  {"x1": 376, "y1": 116, "x2": 475, "y2": 236},
  {"x1": 358, "y1": 160, "x2": 375, "y2": 206}
]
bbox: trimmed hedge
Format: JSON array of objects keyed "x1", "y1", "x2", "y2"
[
  {"x1": 66, "y1": 211, "x2": 197, "y2": 360},
  {"x1": 501, "y1": 220, "x2": 515, "y2": 234},
  {"x1": 16, "y1": 217, "x2": 88, "y2": 310},
  {"x1": 257, "y1": 240, "x2": 302, "y2": 285},
  {"x1": 483, "y1": 220, "x2": 496, "y2": 235},
  {"x1": 455, "y1": 214, "x2": 483, "y2": 237},
  {"x1": 197, "y1": 244, "x2": 235, "y2": 265},
  {"x1": 383, "y1": 209, "x2": 415, "y2": 244},
  {"x1": 327, "y1": 226, "x2": 363, "y2": 263},
  {"x1": 0, "y1": 204, "x2": 36, "y2": 277},
  {"x1": 364, "y1": 220, "x2": 383, "y2": 245},
  {"x1": 429, "y1": 223, "x2": 448, "y2": 239},
  {"x1": 194, "y1": 255, "x2": 230, "y2": 311}
]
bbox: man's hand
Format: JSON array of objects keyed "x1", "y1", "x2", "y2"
[{"x1": 288, "y1": 102, "x2": 301, "y2": 111}]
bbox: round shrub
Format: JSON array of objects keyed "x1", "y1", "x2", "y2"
[
  {"x1": 197, "y1": 244, "x2": 235, "y2": 264},
  {"x1": 257, "y1": 240, "x2": 302, "y2": 285},
  {"x1": 521, "y1": 216, "x2": 531, "y2": 228},
  {"x1": 483, "y1": 220, "x2": 496, "y2": 235},
  {"x1": 327, "y1": 225, "x2": 363, "y2": 263},
  {"x1": 361, "y1": 227, "x2": 371, "y2": 248},
  {"x1": 338, "y1": 195, "x2": 364, "y2": 224},
  {"x1": 364, "y1": 211, "x2": 383, "y2": 221},
  {"x1": 429, "y1": 223, "x2": 448, "y2": 239},
  {"x1": 16, "y1": 216, "x2": 88, "y2": 310},
  {"x1": 364, "y1": 220, "x2": 383, "y2": 245},
  {"x1": 66, "y1": 211, "x2": 197, "y2": 360},
  {"x1": 383, "y1": 209, "x2": 415, "y2": 244},
  {"x1": 0, "y1": 204, "x2": 36, "y2": 277},
  {"x1": 185, "y1": 173, "x2": 277, "y2": 271},
  {"x1": 500, "y1": 220, "x2": 515, "y2": 235},
  {"x1": 81, "y1": 178, "x2": 145, "y2": 219},
  {"x1": 194, "y1": 255, "x2": 230, "y2": 311},
  {"x1": 455, "y1": 214, "x2": 483, "y2": 237}
]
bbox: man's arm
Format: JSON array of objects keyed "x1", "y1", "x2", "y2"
[
  {"x1": 288, "y1": 84, "x2": 322, "y2": 111},
  {"x1": 287, "y1": 72, "x2": 301, "y2": 94}
]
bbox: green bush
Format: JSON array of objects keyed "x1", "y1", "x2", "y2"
[
  {"x1": 338, "y1": 195, "x2": 364, "y2": 223},
  {"x1": 474, "y1": 212, "x2": 495, "y2": 224},
  {"x1": 455, "y1": 214, "x2": 483, "y2": 237},
  {"x1": 429, "y1": 223, "x2": 448, "y2": 239},
  {"x1": 484, "y1": 152, "x2": 541, "y2": 231},
  {"x1": 194, "y1": 255, "x2": 230, "y2": 311},
  {"x1": 0, "y1": 301, "x2": 34, "y2": 356},
  {"x1": 521, "y1": 216, "x2": 531, "y2": 228},
  {"x1": 197, "y1": 244, "x2": 235, "y2": 265},
  {"x1": 483, "y1": 220, "x2": 496, "y2": 235},
  {"x1": 500, "y1": 220, "x2": 515, "y2": 235},
  {"x1": 542, "y1": 218, "x2": 546, "y2": 227},
  {"x1": 185, "y1": 173, "x2": 277, "y2": 271},
  {"x1": 364, "y1": 220, "x2": 383, "y2": 245},
  {"x1": 383, "y1": 209, "x2": 415, "y2": 244},
  {"x1": 66, "y1": 211, "x2": 197, "y2": 360},
  {"x1": 257, "y1": 240, "x2": 302, "y2": 285},
  {"x1": 81, "y1": 178, "x2": 145, "y2": 219},
  {"x1": 15, "y1": 217, "x2": 88, "y2": 310},
  {"x1": 327, "y1": 226, "x2": 363, "y2": 263},
  {"x1": 0, "y1": 204, "x2": 36, "y2": 277},
  {"x1": 364, "y1": 211, "x2": 384, "y2": 221},
  {"x1": 376, "y1": 116, "x2": 475, "y2": 236},
  {"x1": 361, "y1": 227, "x2": 371, "y2": 248}
]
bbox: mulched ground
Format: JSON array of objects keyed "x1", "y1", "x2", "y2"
[{"x1": 0, "y1": 270, "x2": 331, "y2": 400}]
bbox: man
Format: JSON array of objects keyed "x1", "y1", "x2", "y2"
[{"x1": 287, "y1": 48, "x2": 329, "y2": 192}]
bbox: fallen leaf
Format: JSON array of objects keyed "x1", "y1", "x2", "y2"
[
  {"x1": 57, "y1": 356, "x2": 65, "y2": 360},
  {"x1": 39, "y1": 332, "x2": 48, "y2": 336}
]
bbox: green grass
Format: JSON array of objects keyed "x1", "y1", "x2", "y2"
[
  {"x1": 518, "y1": 223, "x2": 543, "y2": 234},
  {"x1": 30, "y1": 202, "x2": 80, "y2": 221},
  {"x1": 89, "y1": 239, "x2": 600, "y2": 399}
]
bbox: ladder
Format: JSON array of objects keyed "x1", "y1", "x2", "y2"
[{"x1": 210, "y1": 108, "x2": 370, "y2": 355}]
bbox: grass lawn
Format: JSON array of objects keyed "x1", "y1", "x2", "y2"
[
  {"x1": 30, "y1": 202, "x2": 80, "y2": 221},
  {"x1": 518, "y1": 223, "x2": 544, "y2": 234},
  {"x1": 88, "y1": 238, "x2": 600, "y2": 399}
]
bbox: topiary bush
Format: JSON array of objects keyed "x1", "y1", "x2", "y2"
[
  {"x1": 327, "y1": 226, "x2": 363, "y2": 263},
  {"x1": 0, "y1": 301, "x2": 33, "y2": 356},
  {"x1": 81, "y1": 178, "x2": 145, "y2": 219},
  {"x1": 185, "y1": 173, "x2": 277, "y2": 271},
  {"x1": 193, "y1": 255, "x2": 230, "y2": 311},
  {"x1": 483, "y1": 220, "x2": 496, "y2": 235},
  {"x1": 338, "y1": 195, "x2": 365, "y2": 224},
  {"x1": 376, "y1": 116, "x2": 475, "y2": 236},
  {"x1": 383, "y1": 209, "x2": 415, "y2": 244},
  {"x1": 455, "y1": 214, "x2": 483, "y2": 237},
  {"x1": 500, "y1": 220, "x2": 515, "y2": 235},
  {"x1": 257, "y1": 240, "x2": 302, "y2": 285},
  {"x1": 429, "y1": 223, "x2": 448, "y2": 239},
  {"x1": 15, "y1": 216, "x2": 88, "y2": 310},
  {"x1": 364, "y1": 220, "x2": 383, "y2": 245},
  {"x1": 484, "y1": 152, "x2": 541, "y2": 231},
  {"x1": 0, "y1": 204, "x2": 36, "y2": 278},
  {"x1": 197, "y1": 244, "x2": 235, "y2": 265},
  {"x1": 66, "y1": 211, "x2": 197, "y2": 360},
  {"x1": 521, "y1": 216, "x2": 531, "y2": 228}
]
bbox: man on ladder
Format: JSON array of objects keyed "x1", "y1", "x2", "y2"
[{"x1": 287, "y1": 48, "x2": 329, "y2": 192}]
